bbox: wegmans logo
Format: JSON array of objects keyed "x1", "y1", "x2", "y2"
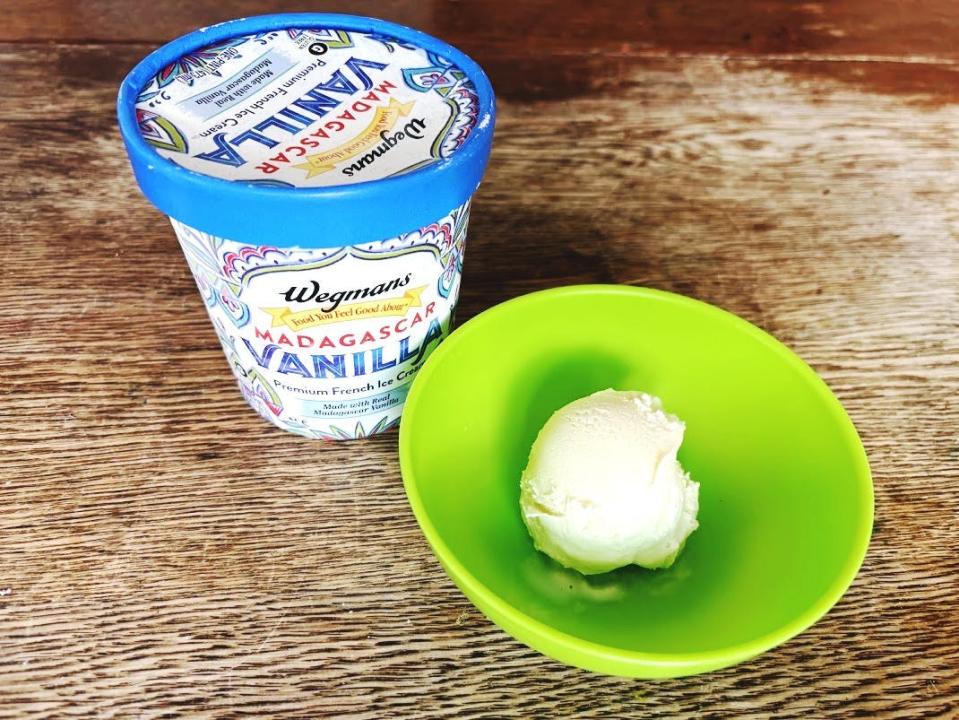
[{"x1": 265, "y1": 274, "x2": 425, "y2": 331}]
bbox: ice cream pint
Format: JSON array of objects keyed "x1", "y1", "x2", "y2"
[{"x1": 117, "y1": 14, "x2": 495, "y2": 439}]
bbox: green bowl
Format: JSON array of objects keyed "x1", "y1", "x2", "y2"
[{"x1": 399, "y1": 285, "x2": 873, "y2": 678}]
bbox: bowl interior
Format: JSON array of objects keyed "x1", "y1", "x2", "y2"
[{"x1": 401, "y1": 286, "x2": 872, "y2": 668}]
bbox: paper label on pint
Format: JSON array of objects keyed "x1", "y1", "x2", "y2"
[
  {"x1": 173, "y1": 202, "x2": 469, "y2": 439},
  {"x1": 135, "y1": 28, "x2": 479, "y2": 187}
]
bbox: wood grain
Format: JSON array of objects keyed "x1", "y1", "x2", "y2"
[
  {"x1": 1, "y1": 3, "x2": 958, "y2": 716},
  {"x1": 4, "y1": 0, "x2": 959, "y2": 61}
]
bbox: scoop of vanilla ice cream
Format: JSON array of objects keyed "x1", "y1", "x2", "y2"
[{"x1": 520, "y1": 389, "x2": 699, "y2": 575}]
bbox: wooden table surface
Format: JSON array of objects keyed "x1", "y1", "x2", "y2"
[{"x1": 2, "y1": 1, "x2": 958, "y2": 716}]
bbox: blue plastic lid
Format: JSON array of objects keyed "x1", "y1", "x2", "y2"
[{"x1": 117, "y1": 13, "x2": 495, "y2": 247}]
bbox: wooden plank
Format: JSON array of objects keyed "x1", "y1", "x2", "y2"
[
  {"x1": 2, "y1": 0, "x2": 959, "y2": 60},
  {"x1": 1, "y1": 42, "x2": 958, "y2": 717}
]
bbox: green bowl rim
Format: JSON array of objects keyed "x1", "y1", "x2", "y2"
[{"x1": 399, "y1": 284, "x2": 874, "y2": 674}]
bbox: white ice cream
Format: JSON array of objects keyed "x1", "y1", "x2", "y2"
[{"x1": 520, "y1": 389, "x2": 699, "y2": 575}]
